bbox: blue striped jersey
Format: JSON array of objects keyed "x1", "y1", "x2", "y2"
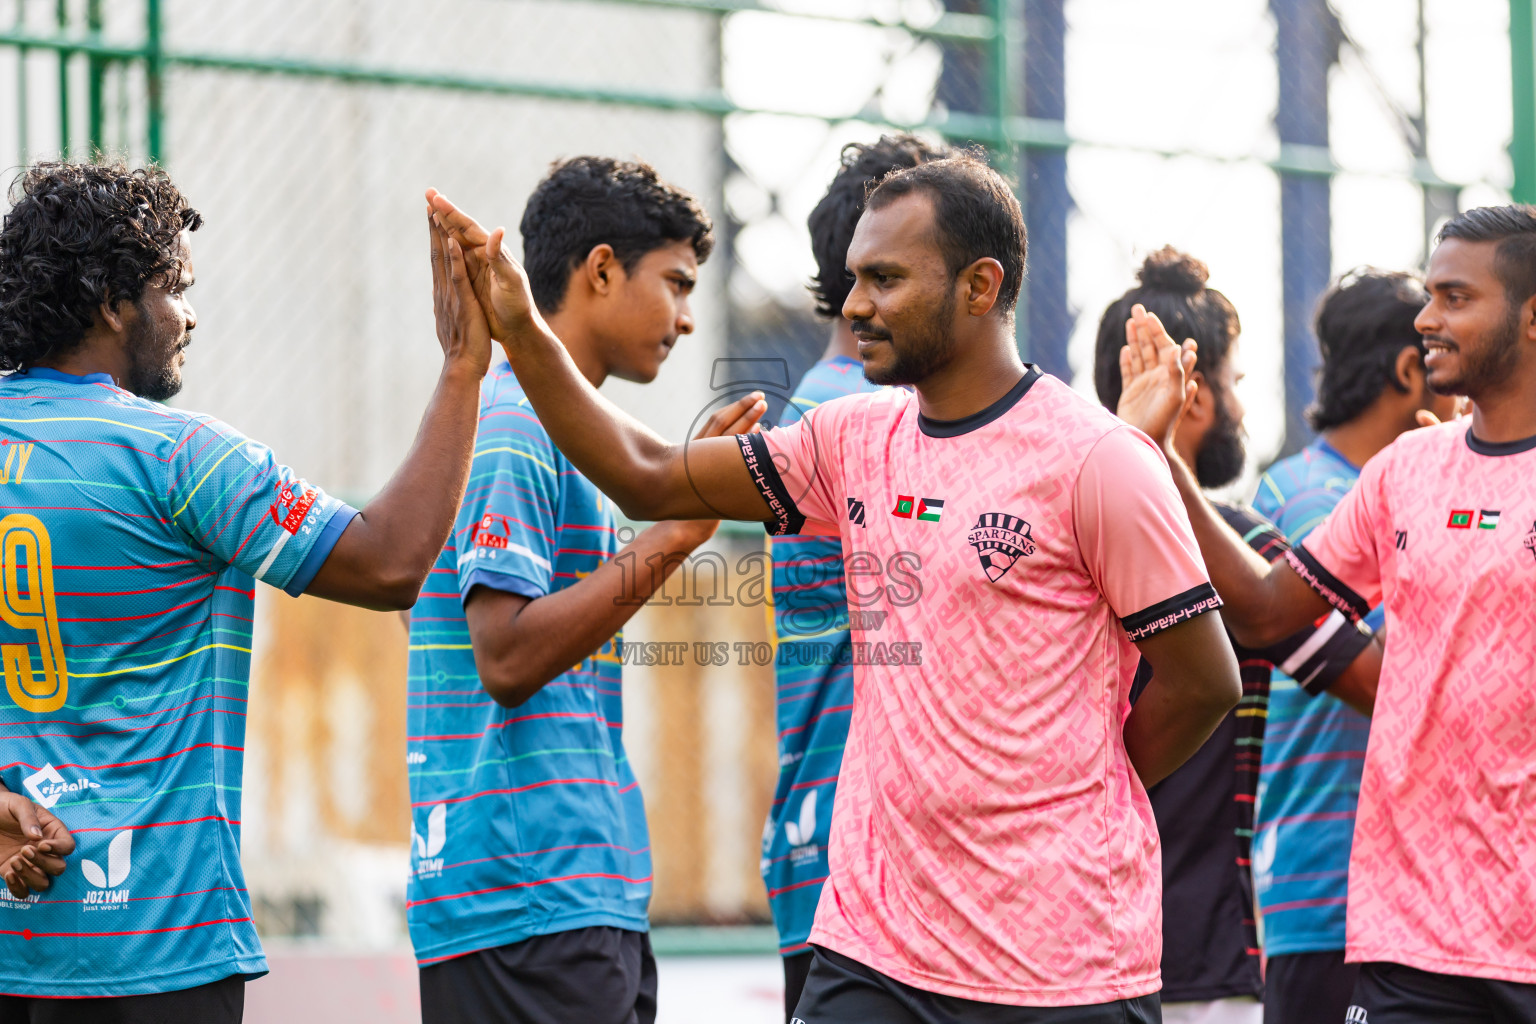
[
  {"x1": 0, "y1": 367, "x2": 355, "y2": 996},
  {"x1": 1250, "y1": 438, "x2": 1381, "y2": 955},
  {"x1": 404, "y1": 361, "x2": 649, "y2": 966},
  {"x1": 761, "y1": 355, "x2": 880, "y2": 957}
]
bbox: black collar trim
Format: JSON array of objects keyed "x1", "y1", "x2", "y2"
[
  {"x1": 1465, "y1": 427, "x2": 1536, "y2": 457},
  {"x1": 918, "y1": 366, "x2": 1042, "y2": 438}
]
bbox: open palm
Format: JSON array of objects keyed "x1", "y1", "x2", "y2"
[{"x1": 1116, "y1": 304, "x2": 1198, "y2": 446}]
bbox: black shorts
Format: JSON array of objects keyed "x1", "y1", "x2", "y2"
[
  {"x1": 1264, "y1": 950, "x2": 1359, "y2": 1024},
  {"x1": 791, "y1": 945, "x2": 1162, "y2": 1023},
  {"x1": 785, "y1": 951, "x2": 814, "y2": 1023},
  {"x1": 419, "y1": 925, "x2": 657, "y2": 1024},
  {"x1": 1348, "y1": 961, "x2": 1536, "y2": 1024},
  {"x1": 0, "y1": 975, "x2": 243, "y2": 1024}
]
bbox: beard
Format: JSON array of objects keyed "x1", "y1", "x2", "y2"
[
  {"x1": 1427, "y1": 304, "x2": 1522, "y2": 399},
  {"x1": 1194, "y1": 390, "x2": 1247, "y2": 489},
  {"x1": 124, "y1": 314, "x2": 186, "y2": 401},
  {"x1": 858, "y1": 290, "x2": 959, "y2": 387}
]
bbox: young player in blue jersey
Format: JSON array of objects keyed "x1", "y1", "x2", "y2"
[
  {"x1": 763, "y1": 133, "x2": 946, "y2": 1021},
  {"x1": 407, "y1": 157, "x2": 763, "y2": 1024},
  {"x1": 1097, "y1": 249, "x2": 1384, "y2": 1024},
  {"x1": 1248, "y1": 270, "x2": 1457, "y2": 1024},
  {"x1": 0, "y1": 162, "x2": 493, "y2": 1022}
]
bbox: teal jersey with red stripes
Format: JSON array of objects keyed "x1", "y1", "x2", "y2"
[
  {"x1": 1250, "y1": 438, "x2": 1382, "y2": 955},
  {"x1": 404, "y1": 361, "x2": 649, "y2": 966},
  {"x1": 0, "y1": 368, "x2": 356, "y2": 997},
  {"x1": 761, "y1": 355, "x2": 880, "y2": 956}
]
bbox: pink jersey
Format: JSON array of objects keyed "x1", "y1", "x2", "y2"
[
  {"x1": 1286, "y1": 421, "x2": 1536, "y2": 984},
  {"x1": 737, "y1": 368, "x2": 1220, "y2": 1006}
]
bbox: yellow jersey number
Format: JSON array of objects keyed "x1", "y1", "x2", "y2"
[{"x1": 0, "y1": 514, "x2": 68, "y2": 713}]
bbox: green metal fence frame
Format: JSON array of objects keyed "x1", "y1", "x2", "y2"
[{"x1": 5, "y1": 0, "x2": 1480, "y2": 184}]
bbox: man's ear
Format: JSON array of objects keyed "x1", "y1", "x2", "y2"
[
  {"x1": 97, "y1": 298, "x2": 128, "y2": 335},
  {"x1": 1522, "y1": 293, "x2": 1536, "y2": 343},
  {"x1": 961, "y1": 258, "x2": 1005, "y2": 317},
  {"x1": 1183, "y1": 369, "x2": 1214, "y2": 427},
  {"x1": 1394, "y1": 345, "x2": 1423, "y2": 393},
  {"x1": 582, "y1": 244, "x2": 620, "y2": 297}
]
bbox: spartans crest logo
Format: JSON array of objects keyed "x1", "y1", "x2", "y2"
[{"x1": 967, "y1": 512, "x2": 1036, "y2": 582}]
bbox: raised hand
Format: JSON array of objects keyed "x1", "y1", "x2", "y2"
[
  {"x1": 429, "y1": 205, "x2": 493, "y2": 378},
  {"x1": 0, "y1": 789, "x2": 75, "y2": 898},
  {"x1": 426, "y1": 189, "x2": 543, "y2": 350},
  {"x1": 1117, "y1": 303, "x2": 1199, "y2": 448}
]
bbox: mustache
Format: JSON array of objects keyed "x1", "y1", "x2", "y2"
[
  {"x1": 1421, "y1": 334, "x2": 1456, "y2": 347},
  {"x1": 850, "y1": 319, "x2": 892, "y2": 342}
]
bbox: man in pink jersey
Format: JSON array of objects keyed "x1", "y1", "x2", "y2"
[
  {"x1": 1117, "y1": 206, "x2": 1536, "y2": 1022},
  {"x1": 424, "y1": 154, "x2": 1242, "y2": 1021}
]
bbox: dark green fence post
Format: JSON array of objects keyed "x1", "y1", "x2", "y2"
[
  {"x1": 146, "y1": 0, "x2": 165, "y2": 164},
  {"x1": 1512, "y1": 0, "x2": 1536, "y2": 204},
  {"x1": 87, "y1": 0, "x2": 105, "y2": 157},
  {"x1": 55, "y1": 0, "x2": 68, "y2": 158}
]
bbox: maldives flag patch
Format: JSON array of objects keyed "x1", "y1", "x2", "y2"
[
  {"x1": 1447, "y1": 509, "x2": 1474, "y2": 529},
  {"x1": 1478, "y1": 509, "x2": 1501, "y2": 529}
]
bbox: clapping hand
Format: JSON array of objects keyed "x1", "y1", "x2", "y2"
[{"x1": 1117, "y1": 303, "x2": 1199, "y2": 448}]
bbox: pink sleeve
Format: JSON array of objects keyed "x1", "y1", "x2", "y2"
[
  {"x1": 736, "y1": 401, "x2": 848, "y2": 537},
  {"x1": 1073, "y1": 426, "x2": 1222, "y2": 642},
  {"x1": 1284, "y1": 453, "x2": 1386, "y2": 622}
]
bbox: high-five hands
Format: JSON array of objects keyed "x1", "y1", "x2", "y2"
[
  {"x1": 428, "y1": 202, "x2": 494, "y2": 378},
  {"x1": 0, "y1": 789, "x2": 75, "y2": 899},
  {"x1": 1117, "y1": 303, "x2": 1199, "y2": 448},
  {"x1": 425, "y1": 190, "x2": 543, "y2": 349}
]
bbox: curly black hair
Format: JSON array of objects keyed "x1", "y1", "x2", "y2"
[
  {"x1": 807, "y1": 134, "x2": 950, "y2": 318},
  {"x1": 0, "y1": 162, "x2": 202, "y2": 372},
  {"x1": 1306, "y1": 268, "x2": 1429, "y2": 432},
  {"x1": 519, "y1": 156, "x2": 713, "y2": 315},
  {"x1": 1093, "y1": 246, "x2": 1240, "y2": 410}
]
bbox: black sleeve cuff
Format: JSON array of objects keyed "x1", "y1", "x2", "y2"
[
  {"x1": 738, "y1": 432, "x2": 806, "y2": 537},
  {"x1": 1247, "y1": 608, "x2": 1374, "y2": 695},
  {"x1": 1123, "y1": 583, "x2": 1223, "y2": 642},
  {"x1": 1285, "y1": 545, "x2": 1370, "y2": 622}
]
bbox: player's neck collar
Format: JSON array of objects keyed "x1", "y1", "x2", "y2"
[
  {"x1": 1465, "y1": 426, "x2": 1536, "y2": 457},
  {"x1": 918, "y1": 365, "x2": 1041, "y2": 439},
  {"x1": 11, "y1": 366, "x2": 116, "y2": 386}
]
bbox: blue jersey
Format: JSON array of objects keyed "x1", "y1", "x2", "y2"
[
  {"x1": 1251, "y1": 438, "x2": 1381, "y2": 955},
  {"x1": 761, "y1": 356, "x2": 879, "y2": 956},
  {"x1": 405, "y1": 362, "x2": 649, "y2": 966},
  {"x1": 0, "y1": 368, "x2": 354, "y2": 997}
]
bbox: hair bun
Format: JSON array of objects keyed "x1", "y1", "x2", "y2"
[{"x1": 1136, "y1": 246, "x2": 1209, "y2": 295}]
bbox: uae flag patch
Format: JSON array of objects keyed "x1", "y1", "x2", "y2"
[{"x1": 1478, "y1": 509, "x2": 1501, "y2": 530}]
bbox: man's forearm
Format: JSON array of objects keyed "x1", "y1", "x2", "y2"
[{"x1": 469, "y1": 520, "x2": 716, "y2": 706}]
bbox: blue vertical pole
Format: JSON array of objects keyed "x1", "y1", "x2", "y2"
[
  {"x1": 1021, "y1": 0, "x2": 1070, "y2": 380},
  {"x1": 1271, "y1": 0, "x2": 1337, "y2": 458}
]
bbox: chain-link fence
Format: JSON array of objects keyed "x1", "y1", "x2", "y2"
[{"x1": 0, "y1": 0, "x2": 1520, "y2": 950}]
